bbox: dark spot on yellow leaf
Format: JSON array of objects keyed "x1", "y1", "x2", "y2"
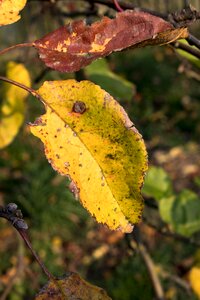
[
  {"x1": 106, "y1": 153, "x2": 115, "y2": 160},
  {"x1": 72, "y1": 101, "x2": 86, "y2": 114}
]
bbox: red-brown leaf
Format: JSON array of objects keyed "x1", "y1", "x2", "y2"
[{"x1": 33, "y1": 10, "x2": 186, "y2": 72}]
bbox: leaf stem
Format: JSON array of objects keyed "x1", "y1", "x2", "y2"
[
  {"x1": 0, "y1": 43, "x2": 33, "y2": 56},
  {"x1": 112, "y1": 0, "x2": 123, "y2": 12},
  {"x1": 0, "y1": 76, "x2": 37, "y2": 97},
  {"x1": 18, "y1": 229, "x2": 55, "y2": 280}
]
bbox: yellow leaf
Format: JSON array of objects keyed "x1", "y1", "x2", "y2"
[
  {"x1": 35, "y1": 272, "x2": 112, "y2": 300},
  {"x1": 30, "y1": 80, "x2": 148, "y2": 233},
  {"x1": 189, "y1": 267, "x2": 200, "y2": 298},
  {"x1": 0, "y1": 61, "x2": 31, "y2": 149},
  {"x1": 0, "y1": 0, "x2": 27, "y2": 26}
]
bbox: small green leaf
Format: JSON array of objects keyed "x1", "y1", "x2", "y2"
[
  {"x1": 159, "y1": 195, "x2": 175, "y2": 225},
  {"x1": 85, "y1": 59, "x2": 135, "y2": 102},
  {"x1": 142, "y1": 166, "x2": 173, "y2": 201},
  {"x1": 159, "y1": 190, "x2": 200, "y2": 236}
]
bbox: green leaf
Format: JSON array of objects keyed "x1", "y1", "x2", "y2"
[
  {"x1": 84, "y1": 59, "x2": 135, "y2": 102},
  {"x1": 159, "y1": 189, "x2": 200, "y2": 236},
  {"x1": 142, "y1": 166, "x2": 173, "y2": 201}
]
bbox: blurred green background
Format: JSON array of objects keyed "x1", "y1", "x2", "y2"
[{"x1": 0, "y1": 1, "x2": 200, "y2": 299}]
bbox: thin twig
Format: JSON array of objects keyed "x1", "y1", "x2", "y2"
[
  {"x1": 19, "y1": 230, "x2": 54, "y2": 281},
  {"x1": 143, "y1": 218, "x2": 200, "y2": 247},
  {"x1": 187, "y1": 34, "x2": 200, "y2": 50},
  {"x1": 172, "y1": 41, "x2": 200, "y2": 59},
  {"x1": 0, "y1": 43, "x2": 33, "y2": 56},
  {"x1": 0, "y1": 204, "x2": 68, "y2": 299},
  {"x1": 159, "y1": 268, "x2": 192, "y2": 294},
  {"x1": 0, "y1": 76, "x2": 36, "y2": 96},
  {"x1": 129, "y1": 233, "x2": 166, "y2": 300},
  {"x1": 112, "y1": 0, "x2": 123, "y2": 12},
  {"x1": 85, "y1": 0, "x2": 168, "y2": 19}
]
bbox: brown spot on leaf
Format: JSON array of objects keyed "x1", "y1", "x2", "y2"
[{"x1": 72, "y1": 101, "x2": 86, "y2": 114}]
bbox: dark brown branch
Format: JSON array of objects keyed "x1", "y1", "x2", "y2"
[
  {"x1": 169, "y1": 5, "x2": 200, "y2": 27},
  {"x1": 0, "y1": 204, "x2": 68, "y2": 299},
  {"x1": 19, "y1": 230, "x2": 55, "y2": 280},
  {"x1": 0, "y1": 204, "x2": 53, "y2": 280},
  {"x1": 187, "y1": 34, "x2": 200, "y2": 50}
]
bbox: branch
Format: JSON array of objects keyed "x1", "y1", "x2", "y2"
[
  {"x1": 129, "y1": 229, "x2": 166, "y2": 300},
  {"x1": 172, "y1": 41, "x2": 200, "y2": 59},
  {"x1": 85, "y1": 0, "x2": 168, "y2": 19},
  {"x1": 187, "y1": 34, "x2": 200, "y2": 50},
  {"x1": 112, "y1": 0, "x2": 123, "y2": 12},
  {"x1": 143, "y1": 217, "x2": 200, "y2": 248},
  {"x1": 159, "y1": 268, "x2": 192, "y2": 294},
  {"x1": 0, "y1": 204, "x2": 53, "y2": 280},
  {"x1": 0, "y1": 203, "x2": 68, "y2": 299}
]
